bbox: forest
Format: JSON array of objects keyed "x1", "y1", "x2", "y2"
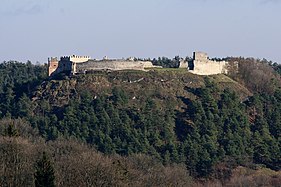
[{"x1": 0, "y1": 58, "x2": 280, "y2": 186}]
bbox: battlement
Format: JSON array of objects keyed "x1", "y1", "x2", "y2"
[
  {"x1": 48, "y1": 51, "x2": 229, "y2": 77},
  {"x1": 60, "y1": 55, "x2": 91, "y2": 63},
  {"x1": 48, "y1": 54, "x2": 160, "y2": 77}
]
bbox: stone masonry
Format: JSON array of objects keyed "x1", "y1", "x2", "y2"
[
  {"x1": 180, "y1": 52, "x2": 228, "y2": 75},
  {"x1": 48, "y1": 55, "x2": 159, "y2": 77},
  {"x1": 48, "y1": 57, "x2": 59, "y2": 76},
  {"x1": 48, "y1": 52, "x2": 229, "y2": 77}
]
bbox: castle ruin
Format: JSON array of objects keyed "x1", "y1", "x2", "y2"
[
  {"x1": 48, "y1": 55, "x2": 159, "y2": 77},
  {"x1": 48, "y1": 52, "x2": 229, "y2": 77},
  {"x1": 179, "y1": 52, "x2": 228, "y2": 75}
]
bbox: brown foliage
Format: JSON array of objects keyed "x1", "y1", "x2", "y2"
[
  {"x1": 1, "y1": 119, "x2": 279, "y2": 187},
  {"x1": 0, "y1": 119, "x2": 45, "y2": 186},
  {"x1": 125, "y1": 154, "x2": 193, "y2": 187},
  {"x1": 50, "y1": 142, "x2": 194, "y2": 187},
  {"x1": 0, "y1": 131, "x2": 194, "y2": 187},
  {"x1": 227, "y1": 57, "x2": 281, "y2": 94},
  {"x1": 0, "y1": 118, "x2": 40, "y2": 140},
  {"x1": 225, "y1": 167, "x2": 281, "y2": 187},
  {"x1": 0, "y1": 137, "x2": 38, "y2": 186},
  {"x1": 194, "y1": 166, "x2": 281, "y2": 187}
]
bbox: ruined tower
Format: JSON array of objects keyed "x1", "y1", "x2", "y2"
[
  {"x1": 48, "y1": 57, "x2": 59, "y2": 76},
  {"x1": 188, "y1": 52, "x2": 228, "y2": 75}
]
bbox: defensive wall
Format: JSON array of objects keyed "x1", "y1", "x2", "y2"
[
  {"x1": 179, "y1": 52, "x2": 228, "y2": 75},
  {"x1": 48, "y1": 55, "x2": 158, "y2": 76},
  {"x1": 75, "y1": 60, "x2": 152, "y2": 73},
  {"x1": 48, "y1": 57, "x2": 59, "y2": 76},
  {"x1": 178, "y1": 59, "x2": 188, "y2": 68},
  {"x1": 48, "y1": 52, "x2": 229, "y2": 77},
  {"x1": 61, "y1": 55, "x2": 91, "y2": 63}
]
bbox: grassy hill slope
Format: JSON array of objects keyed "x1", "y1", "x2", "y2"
[{"x1": 32, "y1": 70, "x2": 251, "y2": 111}]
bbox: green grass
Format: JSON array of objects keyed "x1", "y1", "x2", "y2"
[
  {"x1": 210, "y1": 74, "x2": 236, "y2": 83},
  {"x1": 147, "y1": 68, "x2": 186, "y2": 72}
]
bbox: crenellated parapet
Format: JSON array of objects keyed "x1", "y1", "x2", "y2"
[
  {"x1": 48, "y1": 52, "x2": 229, "y2": 77},
  {"x1": 48, "y1": 55, "x2": 160, "y2": 77},
  {"x1": 60, "y1": 55, "x2": 91, "y2": 63}
]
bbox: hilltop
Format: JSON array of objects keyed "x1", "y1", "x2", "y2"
[
  {"x1": 28, "y1": 68, "x2": 280, "y2": 179},
  {"x1": 32, "y1": 69, "x2": 251, "y2": 109},
  {"x1": 0, "y1": 60, "x2": 280, "y2": 186}
]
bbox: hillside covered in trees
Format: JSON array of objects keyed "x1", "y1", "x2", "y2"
[{"x1": 0, "y1": 58, "x2": 280, "y2": 186}]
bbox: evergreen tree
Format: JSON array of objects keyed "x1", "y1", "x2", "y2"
[
  {"x1": 4, "y1": 123, "x2": 19, "y2": 137},
  {"x1": 17, "y1": 93, "x2": 33, "y2": 117},
  {"x1": 0, "y1": 84, "x2": 15, "y2": 117},
  {"x1": 34, "y1": 152, "x2": 56, "y2": 187}
]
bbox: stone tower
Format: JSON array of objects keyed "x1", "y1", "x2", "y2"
[
  {"x1": 188, "y1": 52, "x2": 228, "y2": 75},
  {"x1": 48, "y1": 57, "x2": 59, "y2": 76}
]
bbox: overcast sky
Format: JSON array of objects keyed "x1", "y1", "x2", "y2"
[{"x1": 1, "y1": 0, "x2": 281, "y2": 63}]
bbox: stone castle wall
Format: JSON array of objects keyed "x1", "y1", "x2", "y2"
[
  {"x1": 179, "y1": 59, "x2": 188, "y2": 68},
  {"x1": 48, "y1": 55, "x2": 157, "y2": 76},
  {"x1": 75, "y1": 60, "x2": 148, "y2": 73},
  {"x1": 188, "y1": 52, "x2": 228, "y2": 75},
  {"x1": 61, "y1": 55, "x2": 91, "y2": 63},
  {"x1": 48, "y1": 52, "x2": 228, "y2": 77},
  {"x1": 192, "y1": 59, "x2": 228, "y2": 75},
  {"x1": 48, "y1": 57, "x2": 59, "y2": 76}
]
